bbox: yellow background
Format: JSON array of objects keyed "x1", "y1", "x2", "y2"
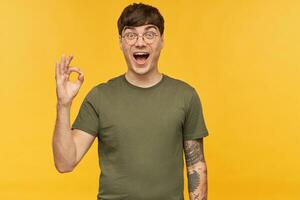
[{"x1": 0, "y1": 0, "x2": 299, "y2": 199}]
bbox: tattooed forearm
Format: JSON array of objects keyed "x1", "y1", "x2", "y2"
[
  {"x1": 187, "y1": 167, "x2": 208, "y2": 200},
  {"x1": 188, "y1": 169, "x2": 200, "y2": 192},
  {"x1": 184, "y1": 138, "x2": 208, "y2": 200}
]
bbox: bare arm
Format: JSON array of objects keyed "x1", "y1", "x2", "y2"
[
  {"x1": 52, "y1": 103, "x2": 96, "y2": 173},
  {"x1": 52, "y1": 54, "x2": 96, "y2": 173},
  {"x1": 184, "y1": 138, "x2": 208, "y2": 200}
]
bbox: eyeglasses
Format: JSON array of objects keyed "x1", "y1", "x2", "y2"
[{"x1": 121, "y1": 31, "x2": 159, "y2": 45}]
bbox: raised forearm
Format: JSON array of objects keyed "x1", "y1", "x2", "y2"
[
  {"x1": 52, "y1": 102, "x2": 76, "y2": 173},
  {"x1": 187, "y1": 163, "x2": 208, "y2": 200}
]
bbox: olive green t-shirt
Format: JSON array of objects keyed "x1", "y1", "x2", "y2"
[{"x1": 71, "y1": 73, "x2": 209, "y2": 200}]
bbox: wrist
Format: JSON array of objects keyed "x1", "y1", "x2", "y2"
[{"x1": 57, "y1": 101, "x2": 72, "y2": 109}]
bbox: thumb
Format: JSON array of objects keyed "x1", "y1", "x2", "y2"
[{"x1": 76, "y1": 72, "x2": 84, "y2": 86}]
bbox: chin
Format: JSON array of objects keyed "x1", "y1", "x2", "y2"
[
  {"x1": 131, "y1": 64, "x2": 151, "y2": 75},
  {"x1": 132, "y1": 67, "x2": 150, "y2": 75}
]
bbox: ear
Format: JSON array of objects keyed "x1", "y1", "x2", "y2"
[
  {"x1": 161, "y1": 34, "x2": 164, "y2": 49},
  {"x1": 119, "y1": 35, "x2": 123, "y2": 50}
]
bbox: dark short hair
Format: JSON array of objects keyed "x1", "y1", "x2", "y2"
[{"x1": 117, "y1": 3, "x2": 164, "y2": 36}]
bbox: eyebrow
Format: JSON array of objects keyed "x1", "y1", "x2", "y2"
[
  {"x1": 145, "y1": 25, "x2": 158, "y2": 31},
  {"x1": 123, "y1": 25, "x2": 158, "y2": 33}
]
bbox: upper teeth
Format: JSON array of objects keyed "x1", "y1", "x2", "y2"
[{"x1": 134, "y1": 52, "x2": 148, "y2": 55}]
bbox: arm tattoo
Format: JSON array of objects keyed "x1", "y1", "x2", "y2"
[
  {"x1": 184, "y1": 138, "x2": 207, "y2": 200},
  {"x1": 184, "y1": 138, "x2": 205, "y2": 167},
  {"x1": 188, "y1": 169, "x2": 200, "y2": 192},
  {"x1": 188, "y1": 168, "x2": 208, "y2": 200}
]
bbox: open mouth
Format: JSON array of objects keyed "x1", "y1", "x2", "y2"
[{"x1": 133, "y1": 52, "x2": 150, "y2": 65}]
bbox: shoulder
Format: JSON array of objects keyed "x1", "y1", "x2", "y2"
[
  {"x1": 164, "y1": 74, "x2": 196, "y2": 97},
  {"x1": 89, "y1": 74, "x2": 121, "y2": 91}
]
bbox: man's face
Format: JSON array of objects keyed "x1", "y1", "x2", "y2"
[{"x1": 119, "y1": 24, "x2": 164, "y2": 75}]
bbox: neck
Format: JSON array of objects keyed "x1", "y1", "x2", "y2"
[{"x1": 125, "y1": 69, "x2": 163, "y2": 88}]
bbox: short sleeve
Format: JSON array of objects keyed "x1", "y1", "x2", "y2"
[
  {"x1": 71, "y1": 87, "x2": 99, "y2": 137},
  {"x1": 182, "y1": 88, "x2": 209, "y2": 140}
]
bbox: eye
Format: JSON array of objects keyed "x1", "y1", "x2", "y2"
[
  {"x1": 125, "y1": 32, "x2": 137, "y2": 40},
  {"x1": 144, "y1": 31, "x2": 156, "y2": 39}
]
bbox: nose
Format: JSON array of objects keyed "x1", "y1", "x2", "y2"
[{"x1": 135, "y1": 34, "x2": 146, "y2": 47}]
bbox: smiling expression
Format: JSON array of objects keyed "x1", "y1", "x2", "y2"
[{"x1": 119, "y1": 24, "x2": 164, "y2": 75}]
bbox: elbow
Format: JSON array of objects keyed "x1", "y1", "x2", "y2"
[
  {"x1": 57, "y1": 167, "x2": 73, "y2": 174},
  {"x1": 52, "y1": 145, "x2": 77, "y2": 173},
  {"x1": 55, "y1": 165, "x2": 74, "y2": 173},
  {"x1": 54, "y1": 162, "x2": 75, "y2": 173}
]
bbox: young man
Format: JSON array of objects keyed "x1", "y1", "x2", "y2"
[{"x1": 53, "y1": 3, "x2": 209, "y2": 200}]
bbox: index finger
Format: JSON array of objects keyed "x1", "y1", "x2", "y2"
[{"x1": 65, "y1": 54, "x2": 74, "y2": 67}]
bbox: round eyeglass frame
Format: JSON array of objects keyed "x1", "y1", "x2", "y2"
[{"x1": 121, "y1": 30, "x2": 159, "y2": 45}]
